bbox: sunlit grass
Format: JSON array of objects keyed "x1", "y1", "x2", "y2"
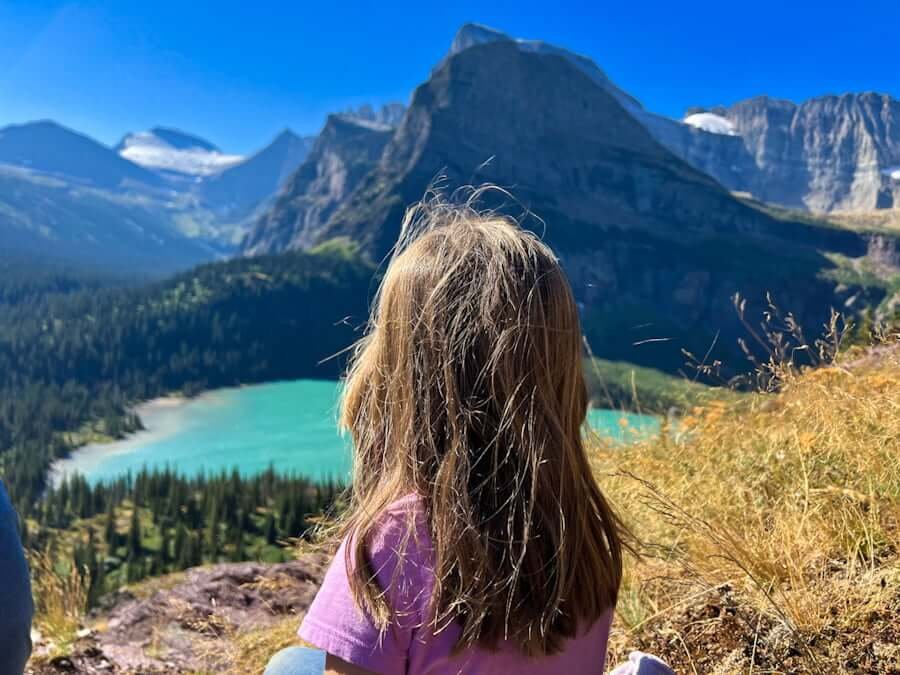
[
  {"x1": 28, "y1": 549, "x2": 89, "y2": 662},
  {"x1": 598, "y1": 339, "x2": 900, "y2": 672}
]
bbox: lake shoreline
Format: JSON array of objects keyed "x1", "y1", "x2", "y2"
[
  {"x1": 50, "y1": 379, "x2": 353, "y2": 486},
  {"x1": 50, "y1": 380, "x2": 658, "y2": 486},
  {"x1": 50, "y1": 393, "x2": 192, "y2": 486}
]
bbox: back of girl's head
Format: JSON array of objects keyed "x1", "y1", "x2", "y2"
[{"x1": 339, "y1": 189, "x2": 623, "y2": 657}]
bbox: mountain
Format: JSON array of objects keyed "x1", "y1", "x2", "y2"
[
  {"x1": 341, "y1": 102, "x2": 407, "y2": 128},
  {"x1": 0, "y1": 120, "x2": 319, "y2": 267},
  {"x1": 198, "y1": 129, "x2": 316, "y2": 224},
  {"x1": 443, "y1": 23, "x2": 643, "y2": 111},
  {"x1": 445, "y1": 25, "x2": 900, "y2": 215},
  {"x1": 0, "y1": 120, "x2": 162, "y2": 190},
  {"x1": 667, "y1": 94, "x2": 900, "y2": 212},
  {"x1": 246, "y1": 28, "x2": 879, "y2": 371},
  {"x1": 116, "y1": 127, "x2": 244, "y2": 176},
  {"x1": 0, "y1": 164, "x2": 216, "y2": 273},
  {"x1": 115, "y1": 127, "x2": 219, "y2": 153},
  {"x1": 0, "y1": 121, "x2": 222, "y2": 273},
  {"x1": 241, "y1": 115, "x2": 394, "y2": 255}
]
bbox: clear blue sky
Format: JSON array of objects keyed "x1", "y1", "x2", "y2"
[{"x1": 1, "y1": 0, "x2": 897, "y2": 154}]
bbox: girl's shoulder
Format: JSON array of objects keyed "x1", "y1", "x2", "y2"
[{"x1": 365, "y1": 494, "x2": 432, "y2": 575}]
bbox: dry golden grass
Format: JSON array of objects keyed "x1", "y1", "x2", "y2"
[
  {"x1": 597, "y1": 340, "x2": 900, "y2": 673},
  {"x1": 28, "y1": 549, "x2": 89, "y2": 661},
  {"x1": 26, "y1": 330, "x2": 899, "y2": 673},
  {"x1": 829, "y1": 209, "x2": 900, "y2": 234}
]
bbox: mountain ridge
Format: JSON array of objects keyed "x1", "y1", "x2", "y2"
[
  {"x1": 444, "y1": 25, "x2": 900, "y2": 215},
  {"x1": 241, "y1": 115, "x2": 394, "y2": 256},
  {"x1": 0, "y1": 120, "x2": 163, "y2": 190},
  {"x1": 244, "y1": 35, "x2": 879, "y2": 371}
]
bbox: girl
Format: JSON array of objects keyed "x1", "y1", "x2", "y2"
[{"x1": 268, "y1": 193, "x2": 659, "y2": 675}]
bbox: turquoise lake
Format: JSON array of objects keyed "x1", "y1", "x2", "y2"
[{"x1": 51, "y1": 379, "x2": 658, "y2": 485}]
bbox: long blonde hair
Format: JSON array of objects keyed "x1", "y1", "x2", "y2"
[{"x1": 336, "y1": 189, "x2": 623, "y2": 657}]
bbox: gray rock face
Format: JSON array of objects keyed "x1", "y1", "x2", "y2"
[
  {"x1": 447, "y1": 25, "x2": 900, "y2": 215},
  {"x1": 199, "y1": 129, "x2": 316, "y2": 224},
  {"x1": 342, "y1": 102, "x2": 407, "y2": 128},
  {"x1": 240, "y1": 115, "x2": 394, "y2": 256},
  {"x1": 246, "y1": 34, "x2": 876, "y2": 370},
  {"x1": 670, "y1": 94, "x2": 900, "y2": 212}
]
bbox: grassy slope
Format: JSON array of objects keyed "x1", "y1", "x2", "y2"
[
  {"x1": 585, "y1": 357, "x2": 733, "y2": 415},
  {"x1": 28, "y1": 342, "x2": 899, "y2": 672},
  {"x1": 596, "y1": 340, "x2": 900, "y2": 672}
]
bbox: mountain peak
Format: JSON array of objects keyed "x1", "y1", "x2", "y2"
[
  {"x1": 271, "y1": 128, "x2": 300, "y2": 143},
  {"x1": 450, "y1": 23, "x2": 511, "y2": 53},
  {"x1": 145, "y1": 127, "x2": 220, "y2": 153},
  {"x1": 340, "y1": 103, "x2": 406, "y2": 128},
  {"x1": 116, "y1": 128, "x2": 243, "y2": 176},
  {"x1": 444, "y1": 23, "x2": 643, "y2": 111},
  {"x1": 0, "y1": 118, "x2": 162, "y2": 190}
]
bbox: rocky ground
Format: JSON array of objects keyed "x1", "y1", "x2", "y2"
[
  {"x1": 28, "y1": 547, "x2": 900, "y2": 674},
  {"x1": 29, "y1": 554, "x2": 328, "y2": 674},
  {"x1": 613, "y1": 582, "x2": 900, "y2": 674}
]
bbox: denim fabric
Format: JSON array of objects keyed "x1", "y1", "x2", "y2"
[
  {"x1": 0, "y1": 481, "x2": 33, "y2": 674},
  {"x1": 609, "y1": 651, "x2": 676, "y2": 675},
  {"x1": 264, "y1": 646, "x2": 327, "y2": 675}
]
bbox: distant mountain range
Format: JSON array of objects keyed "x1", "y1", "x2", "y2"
[
  {"x1": 0, "y1": 105, "x2": 403, "y2": 273},
  {"x1": 240, "y1": 23, "x2": 897, "y2": 370},
  {"x1": 0, "y1": 23, "x2": 897, "y2": 364},
  {"x1": 242, "y1": 114, "x2": 395, "y2": 255},
  {"x1": 446, "y1": 24, "x2": 900, "y2": 213},
  {"x1": 115, "y1": 127, "x2": 244, "y2": 176}
]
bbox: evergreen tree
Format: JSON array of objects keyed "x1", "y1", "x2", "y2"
[
  {"x1": 263, "y1": 512, "x2": 277, "y2": 545},
  {"x1": 105, "y1": 502, "x2": 119, "y2": 556},
  {"x1": 126, "y1": 507, "x2": 142, "y2": 559}
]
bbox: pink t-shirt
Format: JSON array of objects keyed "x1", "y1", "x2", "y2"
[{"x1": 299, "y1": 495, "x2": 613, "y2": 675}]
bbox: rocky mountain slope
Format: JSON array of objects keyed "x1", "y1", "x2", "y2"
[
  {"x1": 676, "y1": 94, "x2": 900, "y2": 212},
  {"x1": 0, "y1": 121, "x2": 216, "y2": 273},
  {"x1": 445, "y1": 25, "x2": 900, "y2": 215},
  {"x1": 244, "y1": 30, "x2": 880, "y2": 370},
  {"x1": 0, "y1": 164, "x2": 216, "y2": 274},
  {"x1": 0, "y1": 120, "x2": 163, "y2": 191},
  {"x1": 0, "y1": 103, "x2": 406, "y2": 271},
  {"x1": 195, "y1": 130, "x2": 317, "y2": 237},
  {"x1": 241, "y1": 115, "x2": 395, "y2": 255}
]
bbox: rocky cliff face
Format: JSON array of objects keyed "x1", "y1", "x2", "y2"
[
  {"x1": 246, "y1": 34, "x2": 876, "y2": 370},
  {"x1": 672, "y1": 93, "x2": 900, "y2": 212},
  {"x1": 240, "y1": 114, "x2": 395, "y2": 256},
  {"x1": 442, "y1": 25, "x2": 900, "y2": 215}
]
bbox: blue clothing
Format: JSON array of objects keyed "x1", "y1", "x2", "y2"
[
  {"x1": 264, "y1": 647, "x2": 326, "y2": 675},
  {"x1": 263, "y1": 646, "x2": 676, "y2": 675},
  {"x1": 0, "y1": 481, "x2": 33, "y2": 674}
]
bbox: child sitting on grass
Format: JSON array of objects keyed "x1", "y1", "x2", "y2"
[{"x1": 267, "y1": 192, "x2": 673, "y2": 675}]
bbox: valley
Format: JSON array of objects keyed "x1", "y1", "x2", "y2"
[{"x1": 1, "y1": 18, "x2": 899, "y2": 674}]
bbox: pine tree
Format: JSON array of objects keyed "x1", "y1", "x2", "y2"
[
  {"x1": 126, "y1": 507, "x2": 142, "y2": 559},
  {"x1": 159, "y1": 527, "x2": 171, "y2": 566},
  {"x1": 174, "y1": 524, "x2": 190, "y2": 570},
  {"x1": 105, "y1": 502, "x2": 119, "y2": 556},
  {"x1": 263, "y1": 512, "x2": 277, "y2": 545}
]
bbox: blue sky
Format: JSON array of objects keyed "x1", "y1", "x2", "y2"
[{"x1": 1, "y1": 0, "x2": 897, "y2": 154}]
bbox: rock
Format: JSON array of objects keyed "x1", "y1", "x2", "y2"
[
  {"x1": 240, "y1": 114, "x2": 394, "y2": 255},
  {"x1": 28, "y1": 556, "x2": 329, "y2": 674},
  {"x1": 657, "y1": 93, "x2": 900, "y2": 213}
]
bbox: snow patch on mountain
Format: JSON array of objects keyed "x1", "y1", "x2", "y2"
[
  {"x1": 883, "y1": 165, "x2": 900, "y2": 181},
  {"x1": 119, "y1": 131, "x2": 244, "y2": 176},
  {"x1": 683, "y1": 112, "x2": 738, "y2": 136}
]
